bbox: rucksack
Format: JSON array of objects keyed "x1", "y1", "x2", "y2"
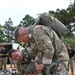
[
  {"x1": 29, "y1": 12, "x2": 68, "y2": 74},
  {"x1": 33, "y1": 12, "x2": 69, "y2": 38}
]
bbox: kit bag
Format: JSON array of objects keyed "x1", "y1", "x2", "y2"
[{"x1": 33, "y1": 12, "x2": 69, "y2": 37}]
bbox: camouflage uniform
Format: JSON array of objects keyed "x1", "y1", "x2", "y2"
[
  {"x1": 16, "y1": 48, "x2": 36, "y2": 75},
  {"x1": 1, "y1": 57, "x2": 8, "y2": 70},
  {"x1": 0, "y1": 57, "x2": 7, "y2": 70},
  {"x1": 29, "y1": 25, "x2": 69, "y2": 75},
  {"x1": 0, "y1": 49, "x2": 8, "y2": 70},
  {"x1": 0, "y1": 50, "x2": 2, "y2": 70},
  {"x1": 0, "y1": 57, "x2": 2, "y2": 70}
]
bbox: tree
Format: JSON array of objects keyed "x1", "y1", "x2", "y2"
[
  {"x1": 3, "y1": 18, "x2": 15, "y2": 42},
  {"x1": 19, "y1": 14, "x2": 35, "y2": 27},
  {"x1": 49, "y1": 2, "x2": 75, "y2": 38},
  {"x1": 0, "y1": 25, "x2": 7, "y2": 42},
  {"x1": 63, "y1": 37, "x2": 75, "y2": 46}
]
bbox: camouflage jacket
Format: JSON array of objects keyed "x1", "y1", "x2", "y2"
[{"x1": 30, "y1": 25, "x2": 69, "y2": 67}]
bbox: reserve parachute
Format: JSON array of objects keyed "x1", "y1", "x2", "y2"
[{"x1": 33, "y1": 12, "x2": 69, "y2": 37}]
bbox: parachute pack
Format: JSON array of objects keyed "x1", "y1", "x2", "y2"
[{"x1": 33, "y1": 12, "x2": 69, "y2": 37}]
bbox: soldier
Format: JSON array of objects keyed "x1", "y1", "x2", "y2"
[
  {"x1": 67, "y1": 45, "x2": 75, "y2": 75},
  {"x1": 0, "y1": 46, "x2": 8, "y2": 70},
  {"x1": 0, "y1": 49, "x2": 2, "y2": 70},
  {"x1": 9, "y1": 48, "x2": 37, "y2": 75},
  {"x1": 13, "y1": 25, "x2": 69, "y2": 75}
]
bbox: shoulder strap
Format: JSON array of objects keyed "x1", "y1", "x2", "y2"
[
  {"x1": 51, "y1": 32, "x2": 58, "y2": 62},
  {"x1": 29, "y1": 16, "x2": 40, "y2": 34},
  {"x1": 52, "y1": 31, "x2": 63, "y2": 62},
  {"x1": 29, "y1": 26, "x2": 39, "y2": 55}
]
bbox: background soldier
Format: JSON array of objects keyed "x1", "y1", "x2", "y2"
[
  {"x1": 0, "y1": 49, "x2": 2, "y2": 70},
  {"x1": 67, "y1": 44, "x2": 75, "y2": 75},
  {"x1": 0, "y1": 46, "x2": 8, "y2": 70},
  {"x1": 9, "y1": 48, "x2": 37, "y2": 75},
  {"x1": 13, "y1": 25, "x2": 69, "y2": 75}
]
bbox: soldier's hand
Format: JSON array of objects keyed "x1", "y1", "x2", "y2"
[{"x1": 35, "y1": 64, "x2": 44, "y2": 72}]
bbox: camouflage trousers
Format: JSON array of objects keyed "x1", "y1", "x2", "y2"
[
  {"x1": 17, "y1": 62, "x2": 46, "y2": 75},
  {"x1": 0, "y1": 57, "x2": 8, "y2": 70},
  {"x1": 68, "y1": 58, "x2": 74, "y2": 73},
  {"x1": 45, "y1": 62, "x2": 68, "y2": 75},
  {"x1": 0, "y1": 58, "x2": 2, "y2": 70},
  {"x1": 17, "y1": 62, "x2": 68, "y2": 75}
]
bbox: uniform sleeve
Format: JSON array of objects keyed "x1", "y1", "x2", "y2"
[{"x1": 33, "y1": 26, "x2": 55, "y2": 64}]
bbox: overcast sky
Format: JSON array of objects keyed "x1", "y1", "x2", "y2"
[{"x1": 0, "y1": 0, "x2": 71, "y2": 26}]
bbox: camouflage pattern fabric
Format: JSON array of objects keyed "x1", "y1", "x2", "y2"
[
  {"x1": 0, "y1": 57, "x2": 7, "y2": 70},
  {"x1": 29, "y1": 25, "x2": 69, "y2": 75},
  {"x1": 16, "y1": 49, "x2": 36, "y2": 75},
  {"x1": 0, "y1": 57, "x2": 2, "y2": 70}
]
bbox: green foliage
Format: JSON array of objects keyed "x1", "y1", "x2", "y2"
[
  {"x1": 0, "y1": 25, "x2": 7, "y2": 42},
  {"x1": 0, "y1": 2, "x2": 75, "y2": 42},
  {"x1": 19, "y1": 14, "x2": 35, "y2": 27},
  {"x1": 0, "y1": 38, "x2": 7, "y2": 42},
  {"x1": 3, "y1": 18, "x2": 16, "y2": 42},
  {"x1": 49, "y1": 3, "x2": 75, "y2": 38},
  {"x1": 63, "y1": 37, "x2": 75, "y2": 46}
]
